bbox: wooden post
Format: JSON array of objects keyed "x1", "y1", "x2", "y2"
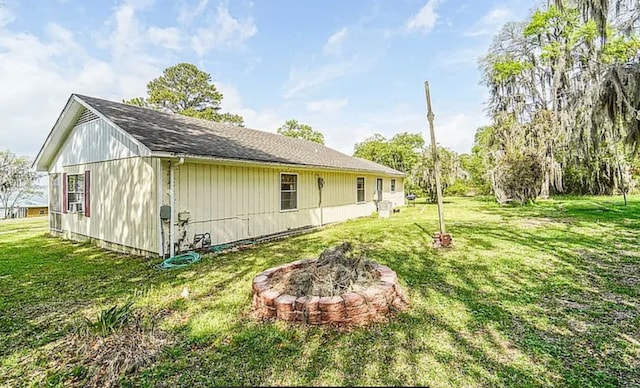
[{"x1": 424, "y1": 81, "x2": 449, "y2": 246}]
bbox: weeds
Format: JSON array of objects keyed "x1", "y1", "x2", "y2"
[
  {"x1": 53, "y1": 309, "x2": 168, "y2": 387},
  {"x1": 84, "y1": 300, "x2": 134, "y2": 336}
]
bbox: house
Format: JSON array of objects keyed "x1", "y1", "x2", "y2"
[
  {"x1": 33, "y1": 94, "x2": 405, "y2": 257},
  {"x1": 24, "y1": 206, "x2": 49, "y2": 218},
  {"x1": 1, "y1": 199, "x2": 49, "y2": 219}
]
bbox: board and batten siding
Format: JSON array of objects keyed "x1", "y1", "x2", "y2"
[
  {"x1": 49, "y1": 113, "x2": 146, "y2": 172},
  {"x1": 54, "y1": 157, "x2": 158, "y2": 255},
  {"x1": 166, "y1": 160, "x2": 404, "y2": 249},
  {"x1": 381, "y1": 177, "x2": 406, "y2": 207}
]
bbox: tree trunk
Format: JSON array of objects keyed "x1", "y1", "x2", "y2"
[
  {"x1": 613, "y1": 138, "x2": 627, "y2": 206},
  {"x1": 540, "y1": 169, "x2": 550, "y2": 199}
]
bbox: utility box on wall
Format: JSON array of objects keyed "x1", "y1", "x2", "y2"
[{"x1": 160, "y1": 205, "x2": 171, "y2": 220}]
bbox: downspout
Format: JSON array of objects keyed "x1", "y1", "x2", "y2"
[
  {"x1": 169, "y1": 157, "x2": 185, "y2": 257},
  {"x1": 317, "y1": 176, "x2": 324, "y2": 226}
]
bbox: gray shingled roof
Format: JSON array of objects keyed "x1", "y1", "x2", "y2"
[{"x1": 76, "y1": 95, "x2": 403, "y2": 176}]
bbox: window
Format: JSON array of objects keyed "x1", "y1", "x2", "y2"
[
  {"x1": 391, "y1": 179, "x2": 396, "y2": 193},
  {"x1": 280, "y1": 173, "x2": 297, "y2": 211},
  {"x1": 39, "y1": 209, "x2": 45, "y2": 215},
  {"x1": 50, "y1": 174, "x2": 61, "y2": 213},
  {"x1": 356, "y1": 177, "x2": 365, "y2": 203},
  {"x1": 50, "y1": 213, "x2": 62, "y2": 231},
  {"x1": 67, "y1": 174, "x2": 85, "y2": 213}
]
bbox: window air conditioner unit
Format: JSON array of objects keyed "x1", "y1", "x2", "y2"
[{"x1": 70, "y1": 203, "x2": 83, "y2": 213}]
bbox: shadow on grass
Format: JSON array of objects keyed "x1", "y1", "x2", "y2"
[{"x1": 2, "y1": 197, "x2": 640, "y2": 386}]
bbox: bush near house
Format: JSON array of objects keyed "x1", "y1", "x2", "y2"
[{"x1": 1, "y1": 197, "x2": 639, "y2": 387}]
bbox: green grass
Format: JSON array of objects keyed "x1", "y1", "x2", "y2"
[{"x1": 1, "y1": 196, "x2": 639, "y2": 387}]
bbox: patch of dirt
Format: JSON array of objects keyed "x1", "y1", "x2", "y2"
[
  {"x1": 517, "y1": 217, "x2": 572, "y2": 229},
  {"x1": 600, "y1": 292, "x2": 638, "y2": 309},
  {"x1": 615, "y1": 250, "x2": 640, "y2": 259},
  {"x1": 270, "y1": 242, "x2": 379, "y2": 297},
  {"x1": 577, "y1": 249, "x2": 640, "y2": 287},
  {"x1": 568, "y1": 319, "x2": 590, "y2": 333},
  {"x1": 555, "y1": 298, "x2": 589, "y2": 311}
]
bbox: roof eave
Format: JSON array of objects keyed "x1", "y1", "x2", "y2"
[
  {"x1": 150, "y1": 151, "x2": 406, "y2": 177},
  {"x1": 32, "y1": 95, "x2": 79, "y2": 171}
]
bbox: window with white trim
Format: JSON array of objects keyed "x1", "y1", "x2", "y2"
[
  {"x1": 280, "y1": 173, "x2": 298, "y2": 211},
  {"x1": 391, "y1": 179, "x2": 396, "y2": 193},
  {"x1": 50, "y1": 174, "x2": 61, "y2": 213},
  {"x1": 356, "y1": 177, "x2": 365, "y2": 203},
  {"x1": 67, "y1": 174, "x2": 85, "y2": 213}
]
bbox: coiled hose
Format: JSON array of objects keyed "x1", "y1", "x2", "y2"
[{"x1": 161, "y1": 252, "x2": 201, "y2": 269}]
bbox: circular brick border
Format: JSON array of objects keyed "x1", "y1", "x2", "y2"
[{"x1": 251, "y1": 259, "x2": 409, "y2": 326}]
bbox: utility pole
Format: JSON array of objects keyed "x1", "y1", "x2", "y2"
[{"x1": 424, "y1": 81, "x2": 451, "y2": 247}]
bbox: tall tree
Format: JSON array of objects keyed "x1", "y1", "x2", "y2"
[
  {"x1": 0, "y1": 151, "x2": 40, "y2": 218},
  {"x1": 124, "y1": 63, "x2": 244, "y2": 126},
  {"x1": 353, "y1": 132, "x2": 424, "y2": 173},
  {"x1": 479, "y1": 2, "x2": 640, "y2": 203},
  {"x1": 459, "y1": 126, "x2": 494, "y2": 195},
  {"x1": 411, "y1": 147, "x2": 466, "y2": 202},
  {"x1": 276, "y1": 120, "x2": 325, "y2": 144},
  {"x1": 555, "y1": 0, "x2": 640, "y2": 38}
]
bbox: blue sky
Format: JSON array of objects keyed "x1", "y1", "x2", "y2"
[{"x1": 0, "y1": 0, "x2": 534, "y2": 158}]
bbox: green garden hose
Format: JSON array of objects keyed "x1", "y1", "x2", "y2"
[{"x1": 161, "y1": 252, "x2": 201, "y2": 269}]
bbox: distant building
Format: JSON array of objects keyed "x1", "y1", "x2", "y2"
[{"x1": 0, "y1": 205, "x2": 48, "y2": 219}]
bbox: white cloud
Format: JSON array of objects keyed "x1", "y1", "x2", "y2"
[
  {"x1": 191, "y1": 4, "x2": 257, "y2": 56},
  {"x1": 287, "y1": 99, "x2": 483, "y2": 156},
  {"x1": 464, "y1": 7, "x2": 512, "y2": 37},
  {"x1": 436, "y1": 47, "x2": 484, "y2": 67},
  {"x1": 306, "y1": 98, "x2": 349, "y2": 113},
  {"x1": 283, "y1": 60, "x2": 354, "y2": 98},
  {"x1": 104, "y1": 3, "x2": 145, "y2": 58},
  {"x1": 405, "y1": 0, "x2": 441, "y2": 33},
  {"x1": 434, "y1": 112, "x2": 486, "y2": 152},
  {"x1": 178, "y1": 0, "x2": 209, "y2": 24},
  {"x1": 0, "y1": 0, "x2": 261, "y2": 159},
  {"x1": 215, "y1": 82, "x2": 284, "y2": 132},
  {"x1": 323, "y1": 27, "x2": 348, "y2": 55},
  {"x1": 148, "y1": 26, "x2": 182, "y2": 50},
  {"x1": 0, "y1": 3, "x2": 175, "y2": 157},
  {"x1": 0, "y1": 5, "x2": 15, "y2": 28}
]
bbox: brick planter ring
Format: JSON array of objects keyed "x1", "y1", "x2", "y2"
[{"x1": 251, "y1": 259, "x2": 408, "y2": 326}]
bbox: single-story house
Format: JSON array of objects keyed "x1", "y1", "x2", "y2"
[
  {"x1": 33, "y1": 94, "x2": 405, "y2": 257},
  {"x1": 1, "y1": 205, "x2": 48, "y2": 219},
  {"x1": 25, "y1": 205, "x2": 49, "y2": 218}
]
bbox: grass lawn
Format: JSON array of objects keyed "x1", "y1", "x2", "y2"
[{"x1": 1, "y1": 196, "x2": 639, "y2": 387}]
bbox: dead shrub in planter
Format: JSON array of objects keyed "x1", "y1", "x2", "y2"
[{"x1": 270, "y1": 242, "x2": 379, "y2": 297}]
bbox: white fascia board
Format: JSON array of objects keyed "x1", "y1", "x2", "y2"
[
  {"x1": 32, "y1": 95, "x2": 83, "y2": 171},
  {"x1": 150, "y1": 151, "x2": 406, "y2": 177}
]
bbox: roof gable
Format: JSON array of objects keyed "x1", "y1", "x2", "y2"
[
  {"x1": 36, "y1": 94, "x2": 404, "y2": 176},
  {"x1": 33, "y1": 96, "x2": 151, "y2": 171}
]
